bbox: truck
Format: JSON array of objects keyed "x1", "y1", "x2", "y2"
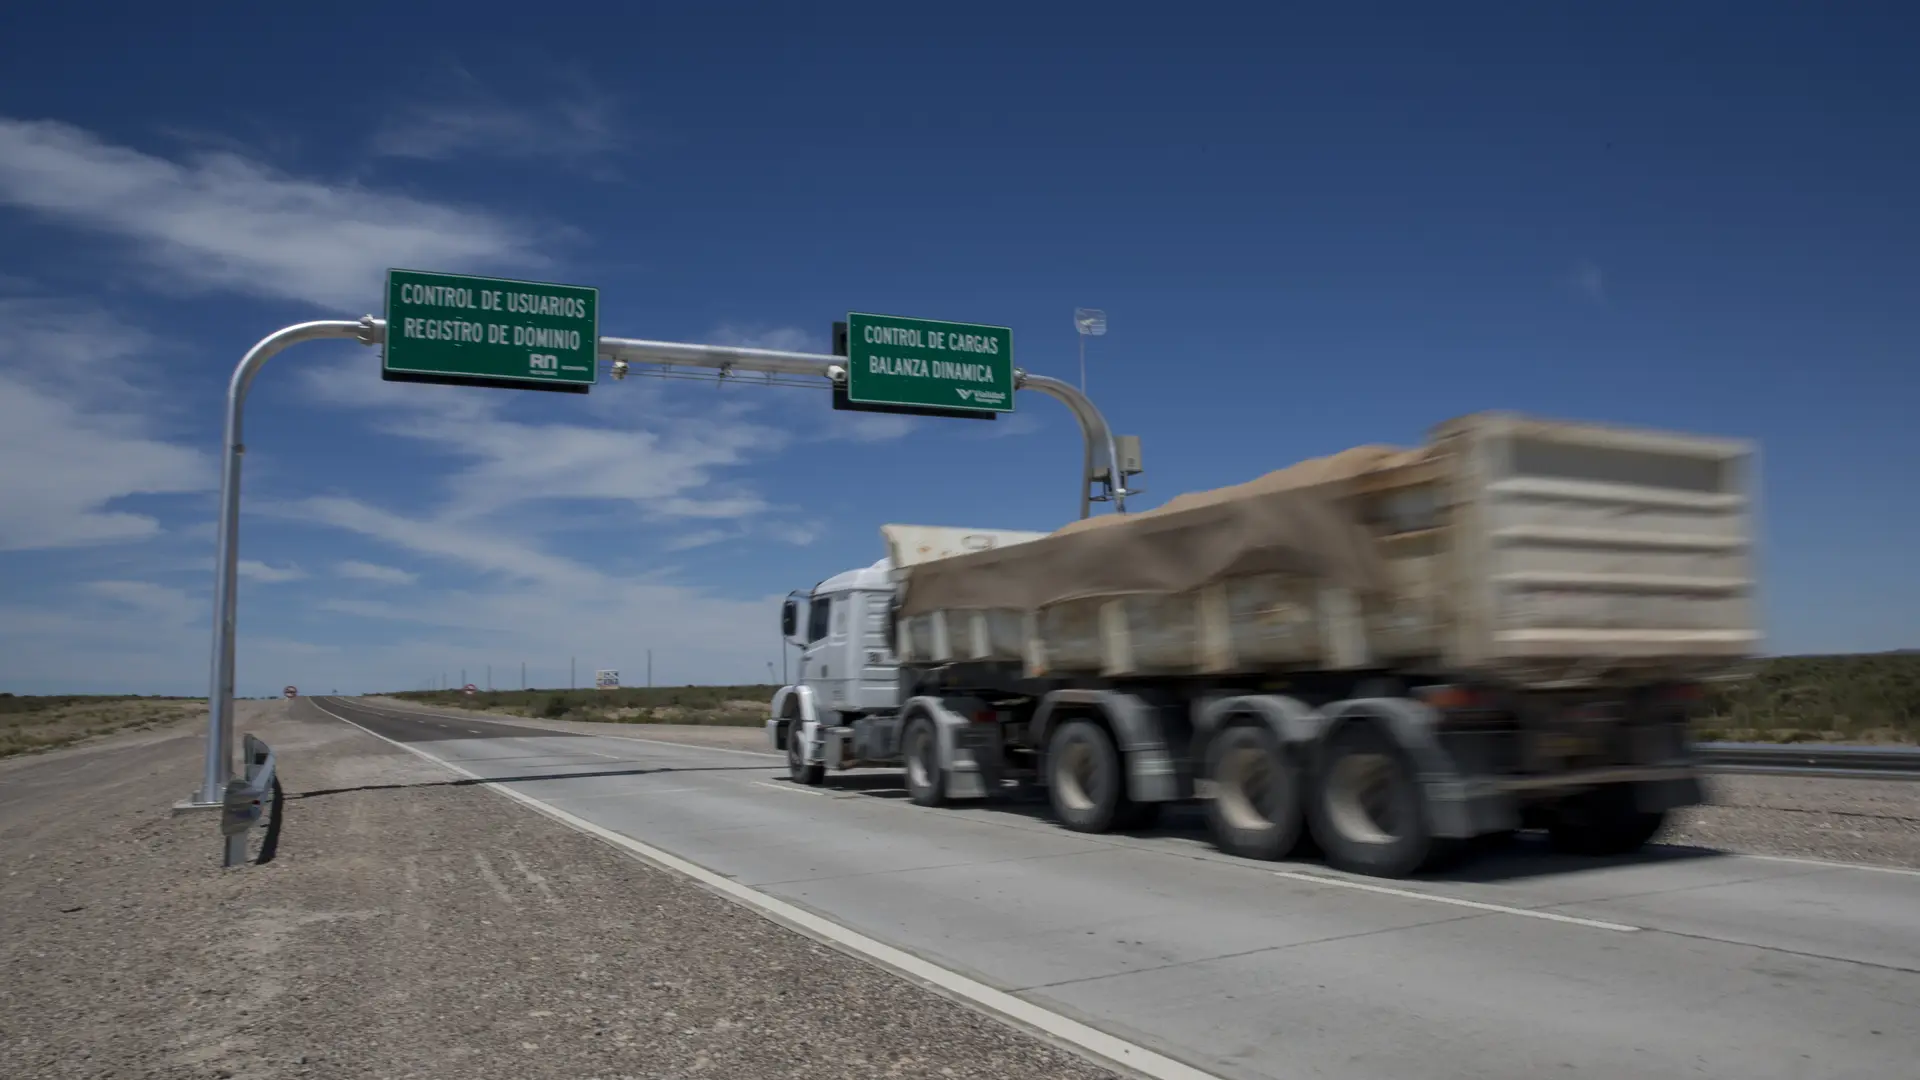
[{"x1": 767, "y1": 411, "x2": 1757, "y2": 877}]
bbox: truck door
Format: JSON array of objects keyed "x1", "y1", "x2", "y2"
[{"x1": 801, "y1": 592, "x2": 842, "y2": 713}]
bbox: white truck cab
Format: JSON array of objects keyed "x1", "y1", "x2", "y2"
[{"x1": 768, "y1": 525, "x2": 1049, "y2": 783}]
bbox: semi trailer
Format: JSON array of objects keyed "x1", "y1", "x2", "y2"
[{"x1": 767, "y1": 411, "x2": 1757, "y2": 877}]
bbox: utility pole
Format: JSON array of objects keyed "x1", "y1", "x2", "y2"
[
  {"x1": 647, "y1": 649, "x2": 653, "y2": 688},
  {"x1": 461, "y1": 668, "x2": 466, "y2": 689},
  {"x1": 570, "y1": 656, "x2": 576, "y2": 690},
  {"x1": 486, "y1": 664, "x2": 491, "y2": 691},
  {"x1": 521, "y1": 661, "x2": 526, "y2": 691}
]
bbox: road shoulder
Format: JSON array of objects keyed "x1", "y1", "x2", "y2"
[{"x1": 0, "y1": 699, "x2": 1114, "y2": 1080}]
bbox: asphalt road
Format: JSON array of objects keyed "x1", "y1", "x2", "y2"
[{"x1": 318, "y1": 696, "x2": 1920, "y2": 1080}]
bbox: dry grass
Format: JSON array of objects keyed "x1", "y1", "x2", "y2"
[
  {"x1": 387, "y1": 685, "x2": 777, "y2": 726},
  {"x1": 0, "y1": 694, "x2": 205, "y2": 758}
]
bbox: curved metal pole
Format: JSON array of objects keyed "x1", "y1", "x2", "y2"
[
  {"x1": 193, "y1": 319, "x2": 375, "y2": 806},
  {"x1": 1016, "y1": 371, "x2": 1129, "y2": 517}
]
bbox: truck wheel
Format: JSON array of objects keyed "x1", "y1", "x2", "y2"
[
  {"x1": 1308, "y1": 721, "x2": 1435, "y2": 878},
  {"x1": 1547, "y1": 785, "x2": 1666, "y2": 856},
  {"x1": 1206, "y1": 723, "x2": 1303, "y2": 861},
  {"x1": 787, "y1": 720, "x2": 824, "y2": 786},
  {"x1": 1047, "y1": 719, "x2": 1126, "y2": 833},
  {"x1": 902, "y1": 715, "x2": 946, "y2": 807}
]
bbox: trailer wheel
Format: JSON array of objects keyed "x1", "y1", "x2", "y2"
[
  {"x1": 1206, "y1": 723, "x2": 1304, "y2": 861},
  {"x1": 902, "y1": 715, "x2": 946, "y2": 807},
  {"x1": 1047, "y1": 719, "x2": 1126, "y2": 833},
  {"x1": 1309, "y1": 721, "x2": 1434, "y2": 878},
  {"x1": 787, "y1": 719, "x2": 824, "y2": 786},
  {"x1": 1547, "y1": 785, "x2": 1666, "y2": 856}
]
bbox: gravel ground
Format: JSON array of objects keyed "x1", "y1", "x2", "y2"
[
  {"x1": 0, "y1": 700, "x2": 1116, "y2": 1080},
  {"x1": 1666, "y1": 772, "x2": 1920, "y2": 869}
]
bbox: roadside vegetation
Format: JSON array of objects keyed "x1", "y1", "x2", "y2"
[
  {"x1": 386, "y1": 685, "x2": 779, "y2": 727},
  {"x1": 384, "y1": 653, "x2": 1920, "y2": 745},
  {"x1": 0, "y1": 694, "x2": 206, "y2": 758},
  {"x1": 1695, "y1": 652, "x2": 1919, "y2": 744}
]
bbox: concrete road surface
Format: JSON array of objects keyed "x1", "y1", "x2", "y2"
[{"x1": 318, "y1": 696, "x2": 1920, "y2": 1080}]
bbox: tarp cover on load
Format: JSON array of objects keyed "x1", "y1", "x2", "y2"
[{"x1": 898, "y1": 444, "x2": 1429, "y2": 617}]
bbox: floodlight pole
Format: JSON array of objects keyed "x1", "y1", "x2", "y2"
[{"x1": 187, "y1": 317, "x2": 384, "y2": 808}]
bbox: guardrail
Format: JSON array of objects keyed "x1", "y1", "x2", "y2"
[
  {"x1": 1696, "y1": 741, "x2": 1920, "y2": 780},
  {"x1": 220, "y1": 733, "x2": 282, "y2": 867}
]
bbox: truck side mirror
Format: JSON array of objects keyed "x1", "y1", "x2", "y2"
[{"x1": 781, "y1": 599, "x2": 798, "y2": 639}]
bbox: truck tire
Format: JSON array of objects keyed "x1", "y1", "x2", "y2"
[
  {"x1": 1205, "y1": 723, "x2": 1304, "y2": 861},
  {"x1": 1308, "y1": 721, "x2": 1436, "y2": 878},
  {"x1": 787, "y1": 720, "x2": 824, "y2": 786},
  {"x1": 1547, "y1": 785, "x2": 1666, "y2": 856},
  {"x1": 1047, "y1": 719, "x2": 1128, "y2": 833},
  {"x1": 902, "y1": 715, "x2": 946, "y2": 807}
]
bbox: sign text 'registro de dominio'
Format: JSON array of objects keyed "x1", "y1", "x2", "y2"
[{"x1": 383, "y1": 269, "x2": 598, "y2": 393}]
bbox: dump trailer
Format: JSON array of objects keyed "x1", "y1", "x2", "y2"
[{"x1": 768, "y1": 411, "x2": 1757, "y2": 877}]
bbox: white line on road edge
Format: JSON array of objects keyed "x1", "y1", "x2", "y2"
[
  {"x1": 310, "y1": 699, "x2": 1227, "y2": 1080},
  {"x1": 1728, "y1": 851, "x2": 1920, "y2": 878},
  {"x1": 1272, "y1": 871, "x2": 1640, "y2": 932},
  {"x1": 753, "y1": 780, "x2": 832, "y2": 797}
]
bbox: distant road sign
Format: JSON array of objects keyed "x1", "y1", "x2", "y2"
[
  {"x1": 383, "y1": 268, "x2": 599, "y2": 393},
  {"x1": 845, "y1": 312, "x2": 1013, "y2": 414},
  {"x1": 595, "y1": 669, "x2": 620, "y2": 691},
  {"x1": 283, "y1": 686, "x2": 297, "y2": 699},
  {"x1": 463, "y1": 683, "x2": 477, "y2": 696}
]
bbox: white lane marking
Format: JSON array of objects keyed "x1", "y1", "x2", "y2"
[
  {"x1": 313, "y1": 699, "x2": 1225, "y2": 1080},
  {"x1": 1272, "y1": 871, "x2": 1640, "y2": 933},
  {"x1": 1719, "y1": 851, "x2": 1920, "y2": 879},
  {"x1": 753, "y1": 780, "x2": 833, "y2": 797},
  {"x1": 347, "y1": 699, "x2": 784, "y2": 759}
]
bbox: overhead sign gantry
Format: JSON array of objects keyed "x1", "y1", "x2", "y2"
[{"x1": 180, "y1": 270, "x2": 1141, "y2": 816}]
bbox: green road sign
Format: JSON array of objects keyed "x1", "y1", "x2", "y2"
[
  {"x1": 845, "y1": 312, "x2": 1013, "y2": 414},
  {"x1": 383, "y1": 269, "x2": 599, "y2": 393}
]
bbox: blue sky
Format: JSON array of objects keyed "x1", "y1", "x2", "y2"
[{"x1": 1, "y1": 4, "x2": 1915, "y2": 695}]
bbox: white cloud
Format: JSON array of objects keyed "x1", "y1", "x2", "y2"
[
  {"x1": 295, "y1": 357, "x2": 785, "y2": 523},
  {"x1": 708, "y1": 324, "x2": 822, "y2": 354},
  {"x1": 282, "y1": 495, "x2": 597, "y2": 589},
  {"x1": 79, "y1": 579, "x2": 201, "y2": 626},
  {"x1": 238, "y1": 560, "x2": 306, "y2": 583},
  {"x1": 0, "y1": 116, "x2": 542, "y2": 310},
  {"x1": 368, "y1": 73, "x2": 623, "y2": 172},
  {"x1": 664, "y1": 528, "x2": 738, "y2": 552},
  {"x1": 0, "y1": 303, "x2": 211, "y2": 551},
  {"x1": 336, "y1": 560, "x2": 417, "y2": 586}
]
